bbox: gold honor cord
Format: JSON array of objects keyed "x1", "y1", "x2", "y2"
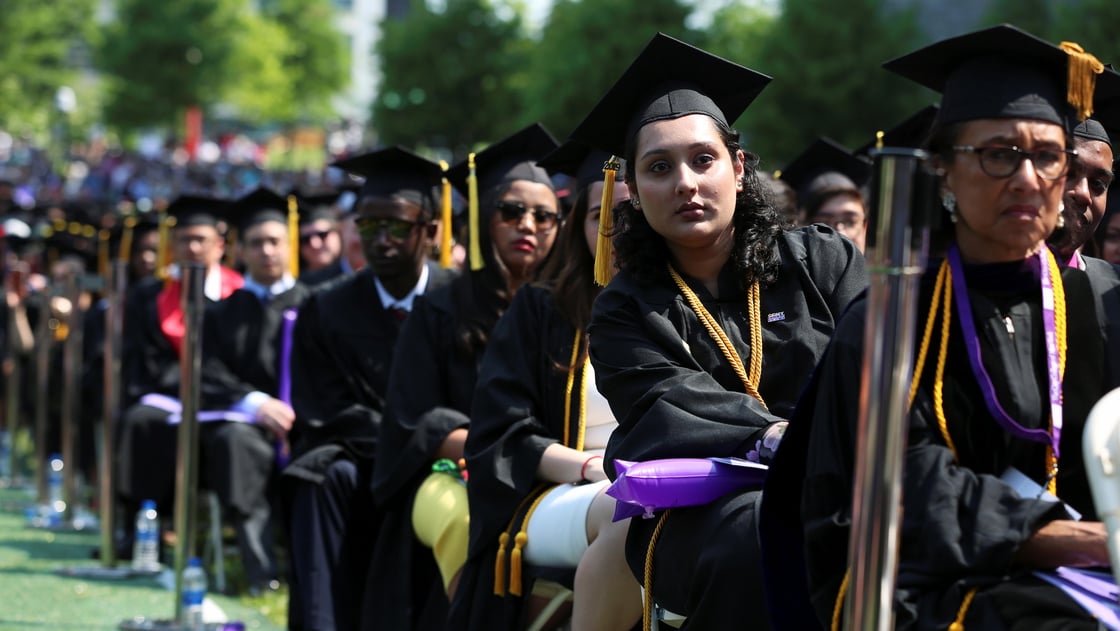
[
  {"x1": 667, "y1": 264, "x2": 765, "y2": 407},
  {"x1": 834, "y1": 251, "x2": 1068, "y2": 631}
]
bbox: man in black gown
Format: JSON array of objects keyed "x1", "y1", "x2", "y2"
[
  {"x1": 198, "y1": 187, "x2": 312, "y2": 593},
  {"x1": 283, "y1": 148, "x2": 454, "y2": 631}
]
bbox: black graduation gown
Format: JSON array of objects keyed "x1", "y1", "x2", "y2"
[
  {"x1": 122, "y1": 278, "x2": 181, "y2": 407},
  {"x1": 449, "y1": 284, "x2": 586, "y2": 630},
  {"x1": 778, "y1": 259, "x2": 1107, "y2": 631},
  {"x1": 283, "y1": 264, "x2": 455, "y2": 483},
  {"x1": 588, "y1": 226, "x2": 867, "y2": 627},
  {"x1": 298, "y1": 259, "x2": 348, "y2": 290},
  {"x1": 198, "y1": 283, "x2": 311, "y2": 515},
  {"x1": 1081, "y1": 255, "x2": 1120, "y2": 389},
  {"x1": 365, "y1": 278, "x2": 487, "y2": 631}
]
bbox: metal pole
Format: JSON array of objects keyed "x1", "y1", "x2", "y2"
[
  {"x1": 60, "y1": 269, "x2": 83, "y2": 524},
  {"x1": 844, "y1": 148, "x2": 934, "y2": 631},
  {"x1": 173, "y1": 263, "x2": 205, "y2": 624},
  {"x1": 33, "y1": 286, "x2": 54, "y2": 505},
  {"x1": 2, "y1": 280, "x2": 20, "y2": 485},
  {"x1": 100, "y1": 261, "x2": 128, "y2": 566}
]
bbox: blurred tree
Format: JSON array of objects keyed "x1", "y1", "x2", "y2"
[
  {"x1": 979, "y1": 0, "x2": 1054, "y2": 41},
  {"x1": 256, "y1": 0, "x2": 349, "y2": 123},
  {"x1": 1052, "y1": 0, "x2": 1120, "y2": 74},
  {"x1": 699, "y1": 1, "x2": 777, "y2": 79},
  {"x1": 98, "y1": 0, "x2": 243, "y2": 133},
  {"x1": 520, "y1": 0, "x2": 695, "y2": 139},
  {"x1": 0, "y1": 0, "x2": 96, "y2": 133},
  {"x1": 739, "y1": 0, "x2": 928, "y2": 170},
  {"x1": 373, "y1": 0, "x2": 533, "y2": 156}
]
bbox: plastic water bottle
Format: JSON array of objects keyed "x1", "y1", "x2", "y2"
[
  {"x1": 131, "y1": 499, "x2": 161, "y2": 572},
  {"x1": 0, "y1": 430, "x2": 11, "y2": 481},
  {"x1": 47, "y1": 453, "x2": 64, "y2": 514},
  {"x1": 182, "y1": 557, "x2": 207, "y2": 630}
]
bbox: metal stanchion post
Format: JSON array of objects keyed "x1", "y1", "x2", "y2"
[
  {"x1": 173, "y1": 263, "x2": 205, "y2": 625},
  {"x1": 100, "y1": 260, "x2": 128, "y2": 566},
  {"x1": 33, "y1": 286, "x2": 54, "y2": 506},
  {"x1": 844, "y1": 148, "x2": 935, "y2": 631},
  {"x1": 1, "y1": 285, "x2": 18, "y2": 487},
  {"x1": 59, "y1": 269, "x2": 82, "y2": 525}
]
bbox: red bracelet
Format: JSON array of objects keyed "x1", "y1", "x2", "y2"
[{"x1": 580, "y1": 455, "x2": 603, "y2": 482}]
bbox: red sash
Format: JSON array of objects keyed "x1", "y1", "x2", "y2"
[{"x1": 156, "y1": 266, "x2": 243, "y2": 355}]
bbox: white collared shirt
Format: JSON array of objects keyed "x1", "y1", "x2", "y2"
[
  {"x1": 242, "y1": 273, "x2": 297, "y2": 302},
  {"x1": 374, "y1": 264, "x2": 430, "y2": 313}
]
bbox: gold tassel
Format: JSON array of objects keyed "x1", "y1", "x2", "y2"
[
  {"x1": 156, "y1": 210, "x2": 171, "y2": 281},
  {"x1": 439, "y1": 160, "x2": 453, "y2": 269},
  {"x1": 68, "y1": 221, "x2": 82, "y2": 236},
  {"x1": 118, "y1": 216, "x2": 137, "y2": 262},
  {"x1": 98, "y1": 229, "x2": 110, "y2": 280},
  {"x1": 509, "y1": 532, "x2": 528, "y2": 596},
  {"x1": 1060, "y1": 41, "x2": 1104, "y2": 121},
  {"x1": 493, "y1": 532, "x2": 509, "y2": 596},
  {"x1": 593, "y1": 156, "x2": 621, "y2": 286},
  {"x1": 467, "y1": 153, "x2": 483, "y2": 271},
  {"x1": 875, "y1": 130, "x2": 885, "y2": 150},
  {"x1": 288, "y1": 194, "x2": 300, "y2": 278}
]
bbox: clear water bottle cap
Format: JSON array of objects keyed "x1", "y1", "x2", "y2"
[{"x1": 141, "y1": 499, "x2": 156, "y2": 511}]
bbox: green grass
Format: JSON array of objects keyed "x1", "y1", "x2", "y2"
[{"x1": 0, "y1": 485, "x2": 286, "y2": 630}]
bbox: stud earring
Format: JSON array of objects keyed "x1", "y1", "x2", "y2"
[
  {"x1": 941, "y1": 191, "x2": 958, "y2": 224},
  {"x1": 1057, "y1": 214, "x2": 1066, "y2": 229},
  {"x1": 632, "y1": 198, "x2": 641, "y2": 209}
]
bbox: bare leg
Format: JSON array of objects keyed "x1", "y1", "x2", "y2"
[{"x1": 571, "y1": 489, "x2": 642, "y2": 631}]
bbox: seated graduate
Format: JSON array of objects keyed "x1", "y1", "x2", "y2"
[
  {"x1": 367, "y1": 123, "x2": 560, "y2": 631},
  {"x1": 291, "y1": 188, "x2": 349, "y2": 288},
  {"x1": 774, "y1": 24, "x2": 1120, "y2": 631},
  {"x1": 450, "y1": 140, "x2": 638, "y2": 631},
  {"x1": 116, "y1": 195, "x2": 243, "y2": 552},
  {"x1": 197, "y1": 186, "x2": 312, "y2": 594},
  {"x1": 778, "y1": 137, "x2": 872, "y2": 253},
  {"x1": 568, "y1": 33, "x2": 868, "y2": 629},
  {"x1": 282, "y1": 147, "x2": 454, "y2": 631},
  {"x1": 1047, "y1": 114, "x2": 1120, "y2": 387}
]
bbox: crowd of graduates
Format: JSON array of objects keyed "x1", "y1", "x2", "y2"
[{"x1": 4, "y1": 20, "x2": 1120, "y2": 631}]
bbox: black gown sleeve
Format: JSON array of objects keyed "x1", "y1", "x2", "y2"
[
  {"x1": 198, "y1": 295, "x2": 258, "y2": 409},
  {"x1": 465, "y1": 286, "x2": 564, "y2": 548},
  {"x1": 372, "y1": 293, "x2": 470, "y2": 504}
]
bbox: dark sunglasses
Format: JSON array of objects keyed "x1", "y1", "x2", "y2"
[
  {"x1": 299, "y1": 230, "x2": 333, "y2": 246},
  {"x1": 496, "y1": 201, "x2": 559, "y2": 231},
  {"x1": 355, "y1": 217, "x2": 422, "y2": 240}
]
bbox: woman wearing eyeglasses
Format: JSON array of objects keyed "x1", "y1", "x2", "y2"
[
  {"x1": 768, "y1": 25, "x2": 1120, "y2": 631},
  {"x1": 366, "y1": 124, "x2": 561, "y2": 631}
]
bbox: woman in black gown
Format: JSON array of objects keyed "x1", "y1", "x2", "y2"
[
  {"x1": 568, "y1": 34, "x2": 868, "y2": 629},
  {"x1": 773, "y1": 24, "x2": 1120, "y2": 631}
]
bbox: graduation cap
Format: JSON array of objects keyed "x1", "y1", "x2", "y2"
[
  {"x1": 567, "y1": 32, "x2": 771, "y2": 284},
  {"x1": 445, "y1": 124, "x2": 559, "y2": 271},
  {"x1": 331, "y1": 146, "x2": 451, "y2": 266},
  {"x1": 856, "y1": 104, "x2": 940, "y2": 157},
  {"x1": 778, "y1": 138, "x2": 871, "y2": 216},
  {"x1": 291, "y1": 189, "x2": 344, "y2": 225},
  {"x1": 230, "y1": 186, "x2": 302, "y2": 278},
  {"x1": 156, "y1": 194, "x2": 231, "y2": 280},
  {"x1": 883, "y1": 24, "x2": 1120, "y2": 130},
  {"x1": 537, "y1": 139, "x2": 625, "y2": 195},
  {"x1": 111, "y1": 212, "x2": 160, "y2": 264}
]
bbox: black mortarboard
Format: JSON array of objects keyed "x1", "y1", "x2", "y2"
[
  {"x1": 230, "y1": 186, "x2": 289, "y2": 232},
  {"x1": 445, "y1": 124, "x2": 559, "y2": 271},
  {"x1": 856, "y1": 104, "x2": 940, "y2": 157},
  {"x1": 778, "y1": 137, "x2": 871, "y2": 210},
  {"x1": 537, "y1": 140, "x2": 626, "y2": 194},
  {"x1": 568, "y1": 32, "x2": 772, "y2": 159},
  {"x1": 445, "y1": 123, "x2": 558, "y2": 197},
  {"x1": 291, "y1": 189, "x2": 343, "y2": 225},
  {"x1": 165, "y1": 194, "x2": 230, "y2": 228},
  {"x1": 331, "y1": 147, "x2": 444, "y2": 210},
  {"x1": 1074, "y1": 118, "x2": 1111, "y2": 147},
  {"x1": 883, "y1": 24, "x2": 1120, "y2": 130}
]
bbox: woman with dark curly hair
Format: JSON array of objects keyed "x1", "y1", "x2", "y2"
[{"x1": 567, "y1": 34, "x2": 868, "y2": 628}]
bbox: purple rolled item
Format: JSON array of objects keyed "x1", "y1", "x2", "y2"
[
  {"x1": 1034, "y1": 567, "x2": 1120, "y2": 629},
  {"x1": 142, "y1": 393, "x2": 252, "y2": 424},
  {"x1": 607, "y1": 457, "x2": 768, "y2": 522}
]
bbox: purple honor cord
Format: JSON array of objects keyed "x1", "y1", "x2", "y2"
[
  {"x1": 947, "y1": 244, "x2": 1063, "y2": 459},
  {"x1": 276, "y1": 308, "x2": 299, "y2": 467}
]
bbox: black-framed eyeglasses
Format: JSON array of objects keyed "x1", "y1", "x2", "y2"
[
  {"x1": 355, "y1": 217, "x2": 422, "y2": 240},
  {"x1": 299, "y1": 230, "x2": 333, "y2": 246},
  {"x1": 495, "y1": 201, "x2": 560, "y2": 232},
  {"x1": 952, "y1": 145, "x2": 1076, "y2": 181}
]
